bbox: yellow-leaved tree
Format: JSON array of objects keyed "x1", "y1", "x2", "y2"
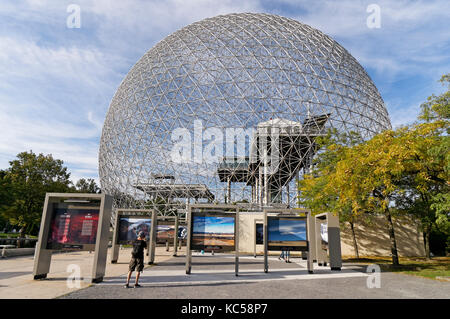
[{"x1": 299, "y1": 74, "x2": 449, "y2": 264}]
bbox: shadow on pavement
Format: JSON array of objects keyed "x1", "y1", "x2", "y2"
[
  {"x1": 99, "y1": 267, "x2": 363, "y2": 287},
  {"x1": 131, "y1": 281, "x2": 250, "y2": 288},
  {"x1": 191, "y1": 261, "x2": 263, "y2": 266},
  {"x1": 0, "y1": 271, "x2": 32, "y2": 279}
]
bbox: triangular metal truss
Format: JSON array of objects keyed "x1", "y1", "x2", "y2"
[{"x1": 99, "y1": 13, "x2": 391, "y2": 216}]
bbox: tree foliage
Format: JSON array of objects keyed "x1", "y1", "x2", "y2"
[
  {"x1": 299, "y1": 74, "x2": 449, "y2": 263},
  {"x1": 75, "y1": 178, "x2": 101, "y2": 194},
  {"x1": 419, "y1": 74, "x2": 450, "y2": 123},
  {"x1": 0, "y1": 151, "x2": 72, "y2": 235},
  {"x1": 298, "y1": 129, "x2": 364, "y2": 258}
]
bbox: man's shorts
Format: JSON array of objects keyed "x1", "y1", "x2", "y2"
[{"x1": 129, "y1": 257, "x2": 144, "y2": 272}]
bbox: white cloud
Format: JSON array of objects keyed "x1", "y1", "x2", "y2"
[
  {"x1": 0, "y1": 36, "x2": 122, "y2": 93},
  {"x1": 0, "y1": 108, "x2": 99, "y2": 169},
  {"x1": 0, "y1": 33, "x2": 120, "y2": 180},
  {"x1": 0, "y1": 0, "x2": 264, "y2": 182},
  {"x1": 284, "y1": 0, "x2": 450, "y2": 37},
  {"x1": 87, "y1": 111, "x2": 104, "y2": 131},
  {"x1": 280, "y1": 0, "x2": 450, "y2": 83},
  {"x1": 87, "y1": 0, "x2": 262, "y2": 31},
  {"x1": 387, "y1": 102, "x2": 421, "y2": 129}
]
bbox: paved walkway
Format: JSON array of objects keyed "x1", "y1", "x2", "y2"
[
  {"x1": 1, "y1": 249, "x2": 449, "y2": 299},
  {"x1": 0, "y1": 246, "x2": 178, "y2": 299},
  {"x1": 95, "y1": 254, "x2": 367, "y2": 287},
  {"x1": 60, "y1": 253, "x2": 450, "y2": 299}
]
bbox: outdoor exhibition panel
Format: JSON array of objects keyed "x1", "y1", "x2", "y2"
[
  {"x1": 156, "y1": 216, "x2": 187, "y2": 256},
  {"x1": 314, "y1": 212, "x2": 342, "y2": 270},
  {"x1": 263, "y1": 208, "x2": 314, "y2": 274},
  {"x1": 185, "y1": 204, "x2": 239, "y2": 276},
  {"x1": 254, "y1": 219, "x2": 264, "y2": 257},
  {"x1": 267, "y1": 216, "x2": 308, "y2": 251},
  {"x1": 111, "y1": 209, "x2": 154, "y2": 264},
  {"x1": 33, "y1": 193, "x2": 112, "y2": 283},
  {"x1": 174, "y1": 219, "x2": 188, "y2": 255}
]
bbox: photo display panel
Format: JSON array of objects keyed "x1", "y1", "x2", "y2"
[
  {"x1": 117, "y1": 216, "x2": 151, "y2": 244},
  {"x1": 320, "y1": 221, "x2": 328, "y2": 249},
  {"x1": 46, "y1": 203, "x2": 100, "y2": 250},
  {"x1": 178, "y1": 224, "x2": 188, "y2": 240},
  {"x1": 255, "y1": 223, "x2": 264, "y2": 245},
  {"x1": 267, "y1": 216, "x2": 308, "y2": 251},
  {"x1": 157, "y1": 224, "x2": 188, "y2": 243},
  {"x1": 191, "y1": 213, "x2": 236, "y2": 251}
]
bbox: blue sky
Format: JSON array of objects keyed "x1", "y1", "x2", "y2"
[
  {"x1": 193, "y1": 216, "x2": 235, "y2": 234},
  {"x1": 268, "y1": 218, "x2": 306, "y2": 241},
  {"x1": 0, "y1": 0, "x2": 449, "y2": 184}
]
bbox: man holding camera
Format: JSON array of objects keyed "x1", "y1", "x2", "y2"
[{"x1": 124, "y1": 231, "x2": 147, "y2": 288}]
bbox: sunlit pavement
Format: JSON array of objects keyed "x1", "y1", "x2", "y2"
[
  {"x1": 0, "y1": 246, "x2": 176, "y2": 299},
  {"x1": 60, "y1": 253, "x2": 450, "y2": 299}
]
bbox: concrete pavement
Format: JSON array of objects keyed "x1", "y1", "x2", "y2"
[
  {"x1": 0, "y1": 246, "x2": 178, "y2": 299},
  {"x1": 1, "y1": 248, "x2": 449, "y2": 299},
  {"x1": 61, "y1": 254, "x2": 450, "y2": 299}
]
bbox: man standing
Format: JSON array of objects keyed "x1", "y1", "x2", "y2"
[{"x1": 125, "y1": 231, "x2": 147, "y2": 288}]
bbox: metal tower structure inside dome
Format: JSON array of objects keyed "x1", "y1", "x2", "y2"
[{"x1": 218, "y1": 114, "x2": 330, "y2": 206}]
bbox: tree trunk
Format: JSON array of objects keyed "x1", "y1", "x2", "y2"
[
  {"x1": 17, "y1": 226, "x2": 26, "y2": 248},
  {"x1": 385, "y1": 208, "x2": 399, "y2": 265},
  {"x1": 420, "y1": 194, "x2": 432, "y2": 260},
  {"x1": 29, "y1": 223, "x2": 37, "y2": 236},
  {"x1": 349, "y1": 221, "x2": 359, "y2": 259},
  {"x1": 423, "y1": 231, "x2": 427, "y2": 257},
  {"x1": 425, "y1": 227, "x2": 431, "y2": 260}
]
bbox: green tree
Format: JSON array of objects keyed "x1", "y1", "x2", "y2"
[
  {"x1": 397, "y1": 73, "x2": 450, "y2": 257},
  {"x1": 75, "y1": 178, "x2": 101, "y2": 193},
  {"x1": 419, "y1": 74, "x2": 450, "y2": 123},
  {"x1": 299, "y1": 74, "x2": 449, "y2": 264},
  {"x1": 0, "y1": 151, "x2": 72, "y2": 237},
  {"x1": 393, "y1": 122, "x2": 449, "y2": 258},
  {"x1": 330, "y1": 120, "x2": 447, "y2": 264},
  {"x1": 298, "y1": 129, "x2": 364, "y2": 258},
  {"x1": 0, "y1": 170, "x2": 11, "y2": 231}
]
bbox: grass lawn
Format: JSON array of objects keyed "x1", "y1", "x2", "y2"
[{"x1": 343, "y1": 256, "x2": 450, "y2": 281}]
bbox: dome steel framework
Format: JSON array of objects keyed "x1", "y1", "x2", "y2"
[{"x1": 99, "y1": 13, "x2": 391, "y2": 214}]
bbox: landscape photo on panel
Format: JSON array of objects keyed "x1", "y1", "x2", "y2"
[
  {"x1": 117, "y1": 217, "x2": 151, "y2": 244},
  {"x1": 157, "y1": 225, "x2": 188, "y2": 243},
  {"x1": 47, "y1": 205, "x2": 99, "y2": 250},
  {"x1": 267, "y1": 217, "x2": 307, "y2": 250},
  {"x1": 192, "y1": 215, "x2": 235, "y2": 251}
]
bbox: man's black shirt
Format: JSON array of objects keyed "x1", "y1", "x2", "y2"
[{"x1": 131, "y1": 239, "x2": 147, "y2": 259}]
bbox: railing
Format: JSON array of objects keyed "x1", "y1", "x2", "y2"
[
  {"x1": 0, "y1": 238, "x2": 38, "y2": 248},
  {"x1": 218, "y1": 157, "x2": 250, "y2": 170}
]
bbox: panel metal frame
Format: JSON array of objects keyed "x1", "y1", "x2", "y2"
[
  {"x1": 263, "y1": 208, "x2": 313, "y2": 274},
  {"x1": 185, "y1": 204, "x2": 240, "y2": 276},
  {"x1": 315, "y1": 212, "x2": 342, "y2": 270},
  {"x1": 33, "y1": 193, "x2": 112, "y2": 283},
  {"x1": 254, "y1": 218, "x2": 264, "y2": 257},
  {"x1": 111, "y1": 208, "x2": 153, "y2": 264}
]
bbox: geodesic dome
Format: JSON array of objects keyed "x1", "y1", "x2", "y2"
[{"x1": 99, "y1": 12, "x2": 391, "y2": 212}]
